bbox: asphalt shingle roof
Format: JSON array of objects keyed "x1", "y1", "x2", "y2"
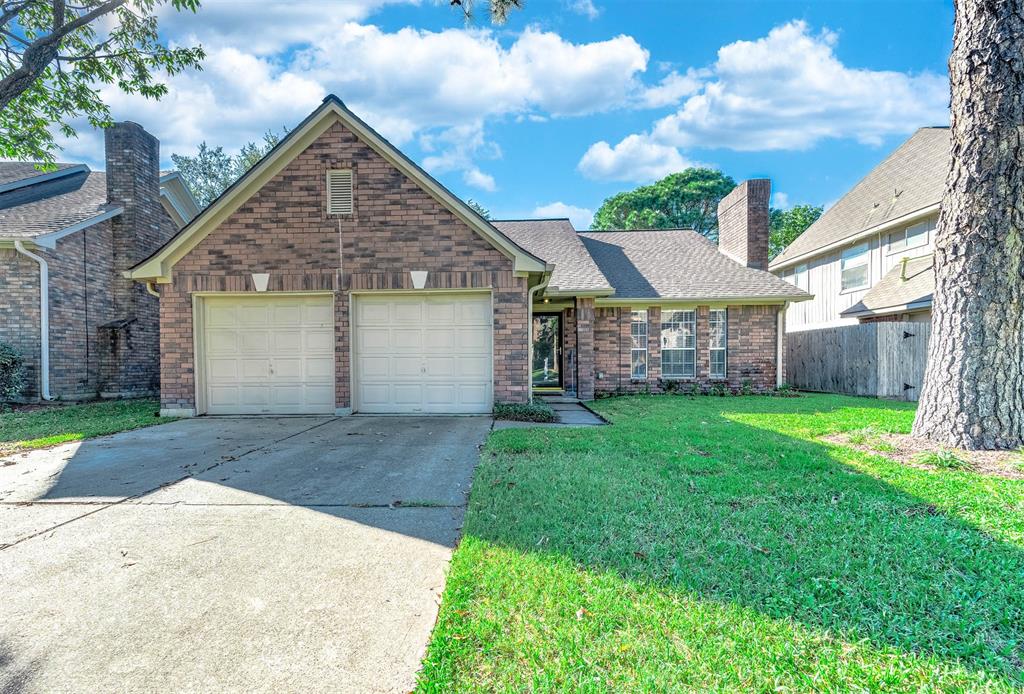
[
  {"x1": 0, "y1": 162, "x2": 78, "y2": 187},
  {"x1": 841, "y1": 255, "x2": 934, "y2": 317},
  {"x1": 771, "y1": 127, "x2": 949, "y2": 268},
  {"x1": 579, "y1": 229, "x2": 811, "y2": 301},
  {"x1": 493, "y1": 218, "x2": 612, "y2": 293},
  {"x1": 0, "y1": 169, "x2": 116, "y2": 239}
]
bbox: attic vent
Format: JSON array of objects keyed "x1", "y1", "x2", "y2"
[{"x1": 326, "y1": 169, "x2": 353, "y2": 215}]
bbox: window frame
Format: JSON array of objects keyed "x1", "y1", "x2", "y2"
[
  {"x1": 630, "y1": 310, "x2": 648, "y2": 380},
  {"x1": 660, "y1": 309, "x2": 696, "y2": 379},
  {"x1": 709, "y1": 308, "x2": 728, "y2": 380},
  {"x1": 887, "y1": 219, "x2": 931, "y2": 255},
  {"x1": 840, "y1": 242, "x2": 870, "y2": 292}
]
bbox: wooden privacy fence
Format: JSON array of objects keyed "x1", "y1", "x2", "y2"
[{"x1": 786, "y1": 322, "x2": 931, "y2": 401}]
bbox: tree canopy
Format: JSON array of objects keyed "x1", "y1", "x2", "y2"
[
  {"x1": 170, "y1": 130, "x2": 285, "y2": 208},
  {"x1": 769, "y1": 204, "x2": 822, "y2": 259},
  {"x1": 0, "y1": 0, "x2": 205, "y2": 165},
  {"x1": 591, "y1": 169, "x2": 737, "y2": 239}
]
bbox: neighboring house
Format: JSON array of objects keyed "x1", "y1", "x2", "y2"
[
  {"x1": 127, "y1": 96, "x2": 809, "y2": 417},
  {"x1": 0, "y1": 123, "x2": 200, "y2": 401},
  {"x1": 770, "y1": 127, "x2": 948, "y2": 331}
]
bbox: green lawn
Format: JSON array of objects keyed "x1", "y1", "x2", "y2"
[
  {"x1": 0, "y1": 399, "x2": 167, "y2": 454},
  {"x1": 419, "y1": 394, "x2": 1024, "y2": 691}
]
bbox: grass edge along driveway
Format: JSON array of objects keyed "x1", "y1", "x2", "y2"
[
  {"x1": 418, "y1": 394, "x2": 1024, "y2": 692},
  {"x1": 0, "y1": 399, "x2": 167, "y2": 454}
]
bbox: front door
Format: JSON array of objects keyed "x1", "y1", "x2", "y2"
[{"x1": 532, "y1": 314, "x2": 561, "y2": 389}]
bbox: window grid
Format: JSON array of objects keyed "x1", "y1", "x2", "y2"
[
  {"x1": 661, "y1": 309, "x2": 696, "y2": 378},
  {"x1": 709, "y1": 309, "x2": 727, "y2": 379},
  {"x1": 630, "y1": 310, "x2": 648, "y2": 380}
]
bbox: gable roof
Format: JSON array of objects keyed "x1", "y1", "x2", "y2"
[
  {"x1": 492, "y1": 218, "x2": 612, "y2": 295},
  {"x1": 0, "y1": 167, "x2": 121, "y2": 247},
  {"x1": 841, "y1": 254, "x2": 933, "y2": 318},
  {"x1": 579, "y1": 230, "x2": 811, "y2": 302},
  {"x1": 771, "y1": 127, "x2": 949, "y2": 270},
  {"x1": 127, "y1": 95, "x2": 548, "y2": 283}
]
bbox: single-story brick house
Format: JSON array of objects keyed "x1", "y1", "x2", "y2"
[
  {"x1": 128, "y1": 96, "x2": 811, "y2": 417},
  {"x1": 0, "y1": 123, "x2": 199, "y2": 400}
]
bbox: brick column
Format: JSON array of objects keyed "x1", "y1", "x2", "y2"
[
  {"x1": 648, "y1": 306, "x2": 661, "y2": 389},
  {"x1": 576, "y1": 297, "x2": 595, "y2": 401}
]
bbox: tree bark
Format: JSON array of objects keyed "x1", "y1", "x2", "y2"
[{"x1": 913, "y1": 0, "x2": 1024, "y2": 450}]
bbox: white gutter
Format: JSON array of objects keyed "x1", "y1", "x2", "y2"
[
  {"x1": 33, "y1": 207, "x2": 123, "y2": 249},
  {"x1": 777, "y1": 301, "x2": 788, "y2": 388},
  {"x1": 769, "y1": 203, "x2": 941, "y2": 272},
  {"x1": 526, "y1": 273, "x2": 552, "y2": 404},
  {"x1": 13, "y1": 241, "x2": 52, "y2": 400}
]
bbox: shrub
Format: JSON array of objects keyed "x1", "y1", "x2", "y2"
[
  {"x1": 494, "y1": 401, "x2": 557, "y2": 423},
  {"x1": 740, "y1": 379, "x2": 754, "y2": 396},
  {"x1": 0, "y1": 342, "x2": 26, "y2": 400},
  {"x1": 914, "y1": 449, "x2": 973, "y2": 471},
  {"x1": 709, "y1": 382, "x2": 729, "y2": 397}
]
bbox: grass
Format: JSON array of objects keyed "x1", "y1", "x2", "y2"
[
  {"x1": 915, "y1": 448, "x2": 973, "y2": 471},
  {"x1": 418, "y1": 394, "x2": 1024, "y2": 691},
  {"x1": 0, "y1": 399, "x2": 168, "y2": 454}
]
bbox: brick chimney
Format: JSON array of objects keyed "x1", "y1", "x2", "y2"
[
  {"x1": 717, "y1": 179, "x2": 770, "y2": 270},
  {"x1": 104, "y1": 121, "x2": 163, "y2": 277}
]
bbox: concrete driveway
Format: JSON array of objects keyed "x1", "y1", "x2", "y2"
[{"x1": 0, "y1": 415, "x2": 492, "y2": 693}]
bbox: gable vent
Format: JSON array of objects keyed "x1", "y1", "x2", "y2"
[{"x1": 326, "y1": 169, "x2": 353, "y2": 215}]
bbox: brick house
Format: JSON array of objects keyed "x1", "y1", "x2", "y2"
[
  {"x1": 0, "y1": 123, "x2": 200, "y2": 400},
  {"x1": 128, "y1": 96, "x2": 810, "y2": 417}
]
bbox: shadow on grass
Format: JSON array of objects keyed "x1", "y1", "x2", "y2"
[{"x1": 457, "y1": 394, "x2": 1024, "y2": 687}]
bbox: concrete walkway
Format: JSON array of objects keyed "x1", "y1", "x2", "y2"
[
  {"x1": 493, "y1": 399, "x2": 605, "y2": 430},
  {"x1": 0, "y1": 415, "x2": 491, "y2": 693}
]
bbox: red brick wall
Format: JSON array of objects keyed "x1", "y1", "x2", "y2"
[
  {"x1": 592, "y1": 304, "x2": 781, "y2": 395},
  {"x1": 717, "y1": 180, "x2": 770, "y2": 271},
  {"x1": 0, "y1": 250, "x2": 42, "y2": 397},
  {"x1": 160, "y1": 120, "x2": 529, "y2": 412}
]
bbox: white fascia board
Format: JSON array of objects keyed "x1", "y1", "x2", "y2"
[
  {"x1": 32, "y1": 207, "x2": 124, "y2": 249},
  {"x1": 0, "y1": 164, "x2": 89, "y2": 194}
]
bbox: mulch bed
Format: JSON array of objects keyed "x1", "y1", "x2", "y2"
[{"x1": 824, "y1": 431, "x2": 1024, "y2": 480}]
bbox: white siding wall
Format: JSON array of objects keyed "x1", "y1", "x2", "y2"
[{"x1": 778, "y1": 213, "x2": 937, "y2": 332}]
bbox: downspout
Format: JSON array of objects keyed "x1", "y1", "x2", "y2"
[
  {"x1": 145, "y1": 281, "x2": 159, "y2": 298},
  {"x1": 526, "y1": 271, "x2": 552, "y2": 404},
  {"x1": 13, "y1": 241, "x2": 52, "y2": 400},
  {"x1": 776, "y1": 301, "x2": 788, "y2": 388}
]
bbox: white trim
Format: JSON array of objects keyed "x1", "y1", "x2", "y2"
[
  {"x1": 840, "y1": 242, "x2": 871, "y2": 292},
  {"x1": 527, "y1": 274, "x2": 551, "y2": 403},
  {"x1": 660, "y1": 308, "x2": 697, "y2": 379},
  {"x1": 13, "y1": 241, "x2": 51, "y2": 400},
  {"x1": 841, "y1": 300, "x2": 933, "y2": 318},
  {"x1": 595, "y1": 297, "x2": 802, "y2": 308},
  {"x1": 708, "y1": 308, "x2": 728, "y2": 380},
  {"x1": 776, "y1": 303, "x2": 787, "y2": 387},
  {"x1": 769, "y1": 203, "x2": 941, "y2": 271},
  {"x1": 0, "y1": 164, "x2": 88, "y2": 194},
  {"x1": 630, "y1": 309, "x2": 648, "y2": 380},
  {"x1": 30, "y1": 207, "x2": 123, "y2": 249}
]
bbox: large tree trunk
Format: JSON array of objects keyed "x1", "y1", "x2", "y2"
[{"x1": 913, "y1": 0, "x2": 1024, "y2": 450}]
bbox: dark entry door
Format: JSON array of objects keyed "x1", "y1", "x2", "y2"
[{"x1": 532, "y1": 314, "x2": 561, "y2": 389}]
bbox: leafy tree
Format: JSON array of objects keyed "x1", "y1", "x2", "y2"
[
  {"x1": 450, "y1": 0, "x2": 522, "y2": 24},
  {"x1": 769, "y1": 204, "x2": 822, "y2": 259},
  {"x1": 913, "y1": 0, "x2": 1023, "y2": 450},
  {"x1": 591, "y1": 169, "x2": 737, "y2": 239},
  {"x1": 466, "y1": 198, "x2": 490, "y2": 219},
  {"x1": 0, "y1": 0, "x2": 204, "y2": 164},
  {"x1": 170, "y1": 130, "x2": 285, "y2": 207}
]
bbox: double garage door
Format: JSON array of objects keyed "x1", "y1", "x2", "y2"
[{"x1": 200, "y1": 293, "x2": 492, "y2": 415}]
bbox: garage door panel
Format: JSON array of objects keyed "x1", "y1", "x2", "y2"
[
  {"x1": 354, "y1": 293, "x2": 492, "y2": 414},
  {"x1": 202, "y1": 295, "x2": 334, "y2": 415}
]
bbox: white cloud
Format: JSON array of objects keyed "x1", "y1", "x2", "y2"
[
  {"x1": 638, "y1": 69, "x2": 704, "y2": 108},
  {"x1": 578, "y1": 20, "x2": 949, "y2": 183},
  {"x1": 532, "y1": 201, "x2": 594, "y2": 230},
  {"x1": 566, "y1": 0, "x2": 600, "y2": 20},
  {"x1": 464, "y1": 168, "x2": 497, "y2": 191},
  {"x1": 771, "y1": 192, "x2": 790, "y2": 209},
  {"x1": 577, "y1": 134, "x2": 693, "y2": 182}
]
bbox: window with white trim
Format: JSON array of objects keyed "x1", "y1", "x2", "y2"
[
  {"x1": 840, "y1": 243, "x2": 870, "y2": 291},
  {"x1": 661, "y1": 310, "x2": 696, "y2": 378},
  {"x1": 630, "y1": 310, "x2": 648, "y2": 380},
  {"x1": 888, "y1": 219, "x2": 933, "y2": 254},
  {"x1": 793, "y1": 263, "x2": 808, "y2": 290},
  {"x1": 709, "y1": 309, "x2": 727, "y2": 379},
  {"x1": 326, "y1": 169, "x2": 353, "y2": 215}
]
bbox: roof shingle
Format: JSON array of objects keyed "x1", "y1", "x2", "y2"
[
  {"x1": 771, "y1": 127, "x2": 949, "y2": 268},
  {"x1": 492, "y1": 218, "x2": 611, "y2": 293},
  {"x1": 579, "y1": 229, "x2": 811, "y2": 301},
  {"x1": 841, "y1": 255, "x2": 933, "y2": 317},
  {"x1": 0, "y1": 170, "x2": 116, "y2": 239}
]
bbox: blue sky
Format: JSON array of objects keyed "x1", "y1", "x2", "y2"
[{"x1": 62, "y1": 0, "x2": 954, "y2": 229}]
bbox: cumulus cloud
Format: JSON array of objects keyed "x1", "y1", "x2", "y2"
[
  {"x1": 464, "y1": 168, "x2": 497, "y2": 191},
  {"x1": 577, "y1": 134, "x2": 694, "y2": 182},
  {"x1": 771, "y1": 192, "x2": 790, "y2": 209},
  {"x1": 578, "y1": 20, "x2": 949, "y2": 182},
  {"x1": 566, "y1": 0, "x2": 600, "y2": 20},
  {"x1": 532, "y1": 201, "x2": 594, "y2": 230},
  {"x1": 637, "y1": 69, "x2": 704, "y2": 108}
]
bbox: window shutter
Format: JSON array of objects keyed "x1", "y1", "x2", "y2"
[{"x1": 327, "y1": 169, "x2": 353, "y2": 214}]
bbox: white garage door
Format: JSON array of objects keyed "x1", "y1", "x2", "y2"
[
  {"x1": 354, "y1": 293, "x2": 492, "y2": 414},
  {"x1": 201, "y1": 295, "x2": 334, "y2": 415}
]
